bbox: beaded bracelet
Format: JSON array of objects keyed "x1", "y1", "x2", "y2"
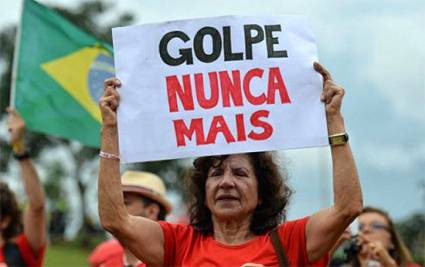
[{"x1": 99, "y1": 151, "x2": 120, "y2": 160}]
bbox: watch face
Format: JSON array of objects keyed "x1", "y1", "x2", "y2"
[
  {"x1": 335, "y1": 136, "x2": 345, "y2": 143},
  {"x1": 329, "y1": 133, "x2": 348, "y2": 145}
]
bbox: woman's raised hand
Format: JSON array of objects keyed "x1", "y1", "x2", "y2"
[
  {"x1": 6, "y1": 107, "x2": 26, "y2": 146},
  {"x1": 314, "y1": 62, "x2": 345, "y2": 117}
]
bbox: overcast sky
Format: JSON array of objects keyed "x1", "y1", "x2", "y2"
[{"x1": 1, "y1": 0, "x2": 424, "y2": 226}]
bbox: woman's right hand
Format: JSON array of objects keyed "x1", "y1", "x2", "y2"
[
  {"x1": 99, "y1": 78, "x2": 121, "y2": 127},
  {"x1": 358, "y1": 233, "x2": 397, "y2": 267}
]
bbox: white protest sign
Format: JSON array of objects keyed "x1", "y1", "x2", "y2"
[{"x1": 112, "y1": 16, "x2": 328, "y2": 163}]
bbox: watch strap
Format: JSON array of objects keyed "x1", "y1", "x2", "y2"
[{"x1": 13, "y1": 151, "x2": 30, "y2": 161}]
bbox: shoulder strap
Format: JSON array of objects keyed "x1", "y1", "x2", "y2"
[
  {"x1": 270, "y1": 227, "x2": 290, "y2": 267},
  {"x1": 3, "y1": 242, "x2": 28, "y2": 267}
]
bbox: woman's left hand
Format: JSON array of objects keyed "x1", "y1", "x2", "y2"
[
  {"x1": 313, "y1": 62, "x2": 346, "y2": 134},
  {"x1": 314, "y1": 62, "x2": 345, "y2": 117}
]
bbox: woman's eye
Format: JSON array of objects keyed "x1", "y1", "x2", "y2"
[
  {"x1": 234, "y1": 170, "x2": 247, "y2": 177},
  {"x1": 210, "y1": 169, "x2": 222, "y2": 177}
]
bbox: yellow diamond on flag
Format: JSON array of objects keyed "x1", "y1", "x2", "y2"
[{"x1": 41, "y1": 46, "x2": 114, "y2": 123}]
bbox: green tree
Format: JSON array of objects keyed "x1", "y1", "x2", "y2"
[
  {"x1": 44, "y1": 160, "x2": 68, "y2": 242},
  {"x1": 396, "y1": 212, "x2": 425, "y2": 265}
]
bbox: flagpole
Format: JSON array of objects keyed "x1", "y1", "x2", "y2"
[{"x1": 10, "y1": 0, "x2": 25, "y2": 108}]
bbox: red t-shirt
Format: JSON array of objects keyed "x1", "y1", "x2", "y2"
[
  {"x1": 88, "y1": 239, "x2": 145, "y2": 267},
  {"x1": 159, "y1": 216, "x2": 329, "y2": 267},
  {"x1": 0, "y1": 234, "x2": 46, "y2": 267}
]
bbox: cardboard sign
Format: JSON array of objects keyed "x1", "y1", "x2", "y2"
[{"x1": 112, "y1": 16, "x2": 328, "y2": 163}]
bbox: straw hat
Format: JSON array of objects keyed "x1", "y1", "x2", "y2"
[{"x1": 121, "y1": 171, "x2": 172, "y2": 214}]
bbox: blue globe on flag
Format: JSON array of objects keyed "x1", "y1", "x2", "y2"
[{"x1": 88, "y1": 54, "x2": 115, "y2": 102}]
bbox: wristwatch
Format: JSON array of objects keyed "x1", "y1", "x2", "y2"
[
  {"x1": 329, "y1": 132, "x2": 349, "y2": 146},
  {"x1": 13, "y1": 151, "x2": 30, "y2": 161}
]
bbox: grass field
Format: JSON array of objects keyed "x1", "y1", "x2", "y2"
[{"x1": 44, "y1": 241, "x2": 92, "y2": 267}]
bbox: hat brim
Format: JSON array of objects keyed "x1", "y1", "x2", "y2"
[{"x1": 122, "y1": 185, "x2": 173, "y2": 215}]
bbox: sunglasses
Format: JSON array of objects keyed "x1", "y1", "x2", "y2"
[{"x1": 358, "y1": 222, "x2": 390, "y2": 232}]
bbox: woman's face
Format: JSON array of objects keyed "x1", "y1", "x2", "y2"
[
  {"x1": 358, "y1": 212, "x2": 393, "y2": 250},
  {"x1": 205, "y1": 154, "x2": 259, "y2": 221}
]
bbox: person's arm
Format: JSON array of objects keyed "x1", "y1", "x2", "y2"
[
  {"x1": 305, "y1": 63, "x2": 363, "y2": 262},
  {"x1": 98, "y1": 78, "x2": 164, "y2": 267},
  {"x1": 329, "y1": 227, "x2": 352, "y2": 256},
  {"x1": 7, "y1": 108, "x2": 46, "y2": 255}
]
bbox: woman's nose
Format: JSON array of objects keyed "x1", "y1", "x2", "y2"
[
  {"x1": 361, "y1": 228, "x2": 370, "y2": 234},
  {"x1": 218, "y1": 172, "x2": 235, "y2": 188}
]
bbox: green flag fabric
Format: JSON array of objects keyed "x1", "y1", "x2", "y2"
[{"x1": 13, "y1": 0, "x2": 114, "y2": 147}]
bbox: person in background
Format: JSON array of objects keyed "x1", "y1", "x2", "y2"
[
  {"x1": 97, "y1": 62, "x2": 363, "y2": 266},
  {"x1": 342, "y1": 207, "x2": 420, "y2": 267},
  {"x1": 0, "y1": 108, "x2": 47, "y2": 267},
  {"x1": 89, "y1": 171, "x2": 172, "y2": 267}
]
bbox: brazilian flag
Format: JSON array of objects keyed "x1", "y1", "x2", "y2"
[{"x1": 12, "y1": 0, "x2": 114, "y2": 147}]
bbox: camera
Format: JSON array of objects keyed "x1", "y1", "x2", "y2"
[{"x1": 343, "y1": 235, "x2": 361, "y2": 263}]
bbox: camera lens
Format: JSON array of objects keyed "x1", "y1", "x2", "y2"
[{"x1": 343, "y1": 235, "x2": 360, "y2": 263}]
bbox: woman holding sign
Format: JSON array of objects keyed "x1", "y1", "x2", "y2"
[{"x1": 98, "y1": 62, "x2": 362, "y2": 267}]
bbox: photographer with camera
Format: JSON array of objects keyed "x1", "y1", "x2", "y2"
[{"x1": 334, "y1": 207, "x2": 420, "y2": 267}]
